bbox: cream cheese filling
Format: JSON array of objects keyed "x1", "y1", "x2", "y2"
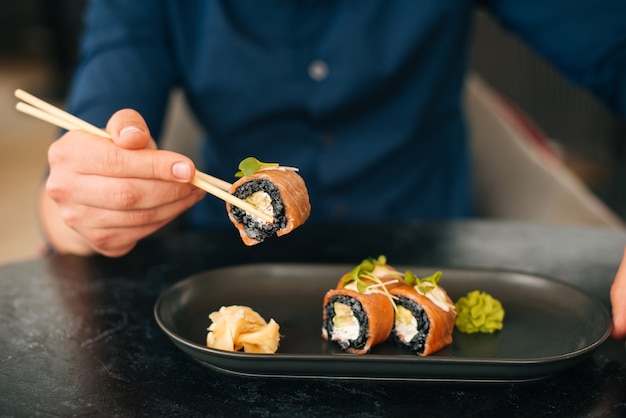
[
  {"x1": 394, "y1": 305, "x2": 418, "y2": 343},
  {"x1": 245, "y1": 191, "x2": 274, "y2": 223},
  {"x1": 330, "y1": 302, "x2": 360, "y2": 341},
  {"x1": 416, "y1": 283, "x2": 455, "y2": 312}
]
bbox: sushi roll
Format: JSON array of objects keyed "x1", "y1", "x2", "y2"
[
  {"x1": 321, "y1": 287, "x2": 395, "y2": 354},
  {"x1": 321, "y1": 257, "x2": 456, "y2": 356},
  {"x1": 227, "y1": 166, "x2": 311, "y2": 246},
  {"x1": 389, "y1": 273, "x2": 456, "y2": 356},
  {"x1": 321, "y1": 256, "x2": 400, "y2": 354}
]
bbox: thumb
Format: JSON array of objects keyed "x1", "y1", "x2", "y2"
[{"x1": 106, "y1": 108, "x2": 156, "y2": 150}]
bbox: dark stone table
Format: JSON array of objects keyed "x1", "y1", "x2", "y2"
[{"x1": 1, "y1": 220, "x2": 625, "y2": 417}]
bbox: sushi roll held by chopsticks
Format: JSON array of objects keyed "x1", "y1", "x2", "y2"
[
  {"x1": 10, "y1": 90, "x2": 309, "y2": 246},
  {"x1": 227, "y1": 157, "x2": 311, "y2": 246}
]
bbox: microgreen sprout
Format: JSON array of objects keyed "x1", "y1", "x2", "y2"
[
  {"x1": 235, "y1": 157, "x2": 279, "y2": 178},
  {"x1": 403, "y1": 270, "x2": 442, "y2": 294},
  {"x1": 341, "y1": 255, "x2": 389, "y2": 290},
  {"x1": 341, "y1": 255, "x2": 400, "y2": 310},
  {"x1": 404, "y1": 270, "x2": 454, "y2": 311}
]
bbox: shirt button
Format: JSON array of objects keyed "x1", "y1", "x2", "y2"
[{"x1": 308, "y1": 59, "x2": 329, "y2": 81}]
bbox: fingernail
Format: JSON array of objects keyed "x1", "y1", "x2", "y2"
[
  {"x1": 120, "y1": 125, "x2": 142, "y2": 137},
  {"x1": 172, "y1": 162, "x2": 192, "y2": 180}
]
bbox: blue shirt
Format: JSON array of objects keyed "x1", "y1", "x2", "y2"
[{"x1": 68, "y1": 0, "x2": 626, "y2": 230}]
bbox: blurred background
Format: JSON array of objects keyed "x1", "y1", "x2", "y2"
[
  {"x1": 0, "y1": 0, "x2": 84, "y2": 264},
  {"x1": 0, "y1": 2, "x2": 624, "y2": 264}
]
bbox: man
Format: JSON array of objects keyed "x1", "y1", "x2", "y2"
[{"x1": 38, "y1": 1, "x2": 626, "y2": 338}]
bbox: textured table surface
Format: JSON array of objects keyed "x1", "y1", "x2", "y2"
[{"x1": 1, "y1": 220, "x2": 625, "y2": 417}]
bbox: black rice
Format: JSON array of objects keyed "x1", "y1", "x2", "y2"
[
  {"x1": 391, "y1": 295, "x2": 430, "y2": 354},
  {"x1": 323, "y1": 294, "x2": 369, "y2": 351},
  {"x1": 230, "y1": 179, "x2": 287, "y2": 242}
]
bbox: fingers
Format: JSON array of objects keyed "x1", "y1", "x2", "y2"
[
  {"x1": 62, "y1": 190, "x2": 203, "y2": 230},
  {"x1": 57, "y1": 187, "x2": 205, "y2": 257},
  {"x1": 610, "y1": 245, "x2": 626, "y2": 340},
  {"x1": 44, "y1": 108, "x2": 205, "y2": 257},
  {"x1": 47, "y1": 171, "x2": 203, "y2": 211},
  {"x1": 106, "y1": 108, "x2": 156, "y2": 150},
  {"x1": 49, "y1": 130, "x2": 195, "y2": 183}
]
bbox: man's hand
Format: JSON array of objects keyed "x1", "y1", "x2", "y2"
[
  {"x1": 40, "y1": 109, "x2": 205, "y2": 257},
  {"x1": 611, "y1": 246, "x2": 626, "y2": 340}
]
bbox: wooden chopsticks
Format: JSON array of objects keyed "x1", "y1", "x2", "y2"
[{"x1": 14, "y1": 89, "x2": 274, "y2": 223}]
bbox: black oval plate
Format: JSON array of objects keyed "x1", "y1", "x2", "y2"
[{"x1": 154, "y1": 263, "x2": 611, "y2": 382}]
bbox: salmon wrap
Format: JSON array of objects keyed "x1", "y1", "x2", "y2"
[
  {"x1": 389, "y1": 283, "x2": 456, "y2": 356},
  {"x1": 321, "y1": 287, "x2": 395, "y2": 355},
  {"x1": 227, "y1": 168, "x2": 311, "y2": 246},
  {"x1": 321, "y1": 256, "x2": 401, "y2": 354}
]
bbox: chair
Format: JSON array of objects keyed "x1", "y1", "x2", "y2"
[{"x1": 465, "y1": 73, "x2": 625, "y2": 229}]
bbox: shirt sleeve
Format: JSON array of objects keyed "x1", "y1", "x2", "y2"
[
  {"x1": 483, "y1": 0, "x2": 626, "y2": 120},
  {"x1": 66, "y1": 0, "x2": 177, "y2": 140}
]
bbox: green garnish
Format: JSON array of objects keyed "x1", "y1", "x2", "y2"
[
  {"x1": 403, "y1": 270, "x2": 442, "y2": 294},
  {"x1": 340, "y1": 255, "x2": 401, "y2": 309},
  {"x1": 341, "y1": 255, "x2": 398, "y2": 292},
  {"x1": 454, "y1": 290, "x2": 505, "y2": 334},
  {"x1": 235, "y1": 157, "x2": 279, "y2": 178}
]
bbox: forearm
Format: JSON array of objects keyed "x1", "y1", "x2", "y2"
[
  {"x1": 38, "y1": 183, "x2": 96, "y2": 256},
  {"x1": 611, "y1": 246, "x2": 626, "y2": 339}
]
